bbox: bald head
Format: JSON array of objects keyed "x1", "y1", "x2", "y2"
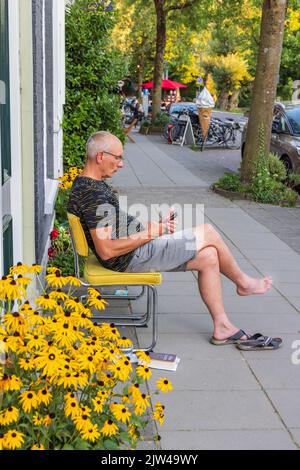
[{"x1": 86, "y1": 131, "x2": 122, "y2": 160}]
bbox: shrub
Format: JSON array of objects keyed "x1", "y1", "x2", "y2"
[
  {"x1": 213, "y1": 172, "x2": 242, "y2": 192},
  {"x1": 267, "y1": 153, "x2": 287, "y2": 182},
  {"x1": 63, "y1": 0, "x2": 127, "y2": 169},
  {"x1": 47, "y1": 225, "x2": 75, "y2": 277},
  {"x1": 151, "y1": 112, "x2": 171, "y2": 128},
  {"x1": 0, "y1": 264, "x2": 171, "y2": 450}
]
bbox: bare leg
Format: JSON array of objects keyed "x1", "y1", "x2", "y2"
[
  {"x1": 186, "y1": 246, "x2": 246, "y2": 340},
  {"x1": 193, "y1": 224, "x2": 272, "y2": 295}
]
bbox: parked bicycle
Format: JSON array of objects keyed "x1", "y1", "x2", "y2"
[{"x1": 163, "y1": 108, "x2": 241, "y2": 149}]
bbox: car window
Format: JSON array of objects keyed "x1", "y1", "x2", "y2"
[
  {"x1": 272, "y1": 112, "x2": 289, "y2": 133},
  {"x1": 286, "y1": 107, "x2": 300, "y2": 135}
]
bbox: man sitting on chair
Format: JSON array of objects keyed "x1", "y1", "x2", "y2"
[{"x1": 67, "y1": 131, "x2": 276, "y2": 348}]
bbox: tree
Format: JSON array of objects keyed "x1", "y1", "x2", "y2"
[
  {"x1": 63, "y1": 0, "x2": 127, "y2": 168},
  {"x1": 240, "y1": 0, "x2": 288, "y2": 182},
  {"x1": 151, "y1": 0, "x2": 200, "y2": 120}
]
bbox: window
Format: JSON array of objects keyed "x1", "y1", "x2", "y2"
[{"x1": 0, "y1": 0, "x2": 11, "y2": 184}]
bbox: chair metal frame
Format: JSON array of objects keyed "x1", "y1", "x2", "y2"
[{"x1": 68, "y1": 222, "x2": 159, "y2": 352}]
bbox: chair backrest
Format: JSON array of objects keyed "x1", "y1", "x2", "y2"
[{"x1": 67, "y1": 213, "x2": 89, "y2": 257}]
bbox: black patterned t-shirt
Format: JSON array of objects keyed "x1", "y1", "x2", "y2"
[{"x1": 67, "y1": 176, "x2": 143, "y2": 271}]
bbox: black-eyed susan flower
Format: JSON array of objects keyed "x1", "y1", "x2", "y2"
[
  {"x1": 0, "y1": 374, "x2": 22, "y2": 391},
  {"x1": 128, "y1": 425, "x2": 138, "y2": 441},
  {"x1": 0, "y1": 433, "x2": 5, "y2": 450},
  {"x1": 122, "y1": 394, "x2": 131, "y2": 405},
  {"x1": 35, "y1": 346, "x2": 65, "y2": 376},
  {"x1": 28, "y1": 263, "x2": 43, "y2": 274},
  {"x1": 33, "y1": 413, "x2": 44, "y2": 426},
  {"x1": 3, "y1": 430, "x2": 24, "y2": 450},
  {"x1": 2, "y1": 280, "x2": 26, "y2": 300},
  {"x1": 136, "y1": 365, "x2": 152, "y2": 381},
  {"x1": 92, "y1": 397, "x2": 104, "y2": 413},
  {"x1": 156, "y1": 377, "x2": 173, "y2": 393},
  {"x1": 66, "y1": 276, "x2": 81, "y2": 287},
  {"x1": 5, "y1": 335, "x2": 24, "y2": 353},
  {"x1": 64, "y1": 297, "x2": 86, "y2": 313},
  {"x1": 19, "y1": 357, "x2": 36, "y2": 371},
  {"x1": 86, "y1": 295, "x2": 108, "y2": 311},
  {"x1": 37, "y1": 388, "x2": 52, "y2": 406},
  {"x1": 10, "y1": 262, "x2": 30, "y2": 276},
  {"x1": 35, "y1": 294, "x2": 58, "y2": 310},
  {"x1": 45, "y1": 270, "x2": 70, "y2": 289},
  {"x1": 101, "y1": 323, "x2": 120, "y2": 341},
  {"x1": 16, "y1": 274, "x2": 32, "y2": 288},
  {"x1": 3, "y1": 311, "x2": 25, "y2": 332},
  {"x1": 49, "y1": 289, "x2": 69, "y2": 301},
  {"x1": 153, "y1": 402, "x2": 165, "y2": 426},
  {"x1": 0, "y1": 406, "x2": 19, "y2": 425},
  {"x1": 24, "y1": 309, "x2": 44, "y2": 326},
  {"x1": 31, "y1": 443, "x2": 45, "y2": 450},
  {"x1": 80, "y1": 423, "x2": 100, "y2": 442},
  {"x1": 73, "y1": 414, "x2": 92, "y2": 432},
  {"x1": 108, "y1": 362, "x2": 130, "y2": 382},
  {"x1": 43, "y1": 415, "x2": 52, "y2": 427},
  {"x1": 117, "y1": 336, "x2": 133, "y2": 349},
  {"x1": 53, "y1": 323, "x2": 84, "y2": 348},
  {"x1": 128, "y1": 383, "x2": 142, "y2": 401},
  {"x1": 100, "y1": 420, "x2": 119, "y2": 437},
  {"x1": 110, "y1": 403, "x2": 131, "y2": 423},
  {"x1": 19, "y1": 390, "x2": 39, "y2": 413},
  {"x1": 25, "y1": 333, "x2": 48, "y2": 351},
  {"x1": 135, "y1": 350, "x2": 151, "y2": 365},
  {"x1": 65, "y1": 399, "x2": 81, "y2": 419},
  {"x1": 20, "y1": 301, "x2": 33, "y2": 313},
  {"x1": 134, "y1": 393, "x2": 150, "y2": 416}
]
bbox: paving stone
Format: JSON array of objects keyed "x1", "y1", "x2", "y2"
[
  {"x1": 290, "y1": 429, "x2": 300, "y2": 447},
  {"x1": 266, "y1": 390, "x2": 300, "y2": 428},
  {"x1": 158, "y1": 390, "x2": 284, "y2": 431},
  {"x1": 159, "y1": 430, "x2": 296, "y2": 450},
  {"x1": 247, "y1": 358, "x2": 300, "y2": 389}
]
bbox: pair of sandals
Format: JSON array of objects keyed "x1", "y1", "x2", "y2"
[{"x1": 211, "y1": 329, "x2": 283, "y2": 350}]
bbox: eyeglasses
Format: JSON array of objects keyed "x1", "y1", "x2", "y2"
[{"x1": 102, "y1": 150, "x2": 124, "y2": 162}]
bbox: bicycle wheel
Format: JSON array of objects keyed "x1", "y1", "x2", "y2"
[{"x1": 224, "y1": 127, "x2": 241, "y2": 149}]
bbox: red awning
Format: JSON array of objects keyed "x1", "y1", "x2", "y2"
[{"x1": 142, "y1": 79, "x2": 187, "y2": 89}]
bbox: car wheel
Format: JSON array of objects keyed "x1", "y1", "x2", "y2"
[{"x1": 280, "y1": 155, "x2": 293, "y2": 173}]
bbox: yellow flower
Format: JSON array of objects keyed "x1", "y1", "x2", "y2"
[
  {"x1": 52, "y1": 322, "x2": 83, "y2": 348},
  {"x1": 108, "y1": 362, "x2": 130, "y2": 382},
  {"x1": 0, "y1": 406, "x2": 19, "y2": 426},
  {"x1": 10, "y1": 262, "x2": 30, "y2": 276},
  {"x1": 56, "y1": 371, "x2": 88, "y2": 390},
  {"x1": 49, "y1": 289, "x2": 69, "y2": 301},
  {"x1": 65, "y1": 398, "x2": 81, "y2": 419},
  {"x1": 37, "y1": 388, "x2": 52, "y2": 406},
  {"x1": 64, "y1": 297, "x2": 86, "y2": 313},
  {"x1": 0, "y1": 433, "x2": 5, "y2": 450},
  {"x1": 156, "y1": 377, "x2": 173, "y2": 393},
  {"x1": 134, "y1": 393, "x2": 150, "y2": 416},
  {"x1": 35, "y1": 294, "x2": 58, "y2": 310},
  {"x1": 2, "y1": 280, "x2": 25, "y2": 300},
  {"x1": 43, "y1": 415, "x2": 52, "y2": 427},
  {"x1": 128, "y1": 383, "x2": 142, "y2": 401},
  {"x1": 25, "y1": 333, "x2": 48, "y2": 351},
  {"x1": 35, "y1": 346, "x2": 66, "y2": 376},
  {"x1": 80, "y1": 423, "x2": 100, "y2": 442},
  {"x1": 66, "y1": 276, "x2": 81, "y2": 287},
  {"x1": 5, "y1": 335, "x2": 24, "y2": 353},
  {"x1": 92, "y1": 397, "x2": 104, "y2": 413},
  {"x1": 110, "y1": 403, "x2": 131, "y2": 423},
  {"x1": 19, "y1": 390, "x2": 39, "y2": 413},
  {"x1": 100, "y1": 420, "x2": 119, "y2": 437},
  {"x1": 33, "y1": 413, "x2": 44, "y2": 426},
  {"x1": 3, "y1": 430, "x2": 24, "y2": 449},
  {"x1": 122, "y1": 394, "x2": 131, "y2": 404},
  {"x1": 128, "y1": 424, "x2": 138, "y2": 441},
  {"x1": 136, "y1": 365, "x2": 152, "y2": 381},
  {"x1": 135, "y1": 350, "x2": 151, "y2": 365},
  {"x1": 47, "y1": 266, "x2": 61, "y2": 274},
  {"x1": 24, "y1": 309, "x2": 45, "y2": 326},
  {"x1": 73, "y1": 414, "x2": 92, "y2": 432},
  {"x1": 117, "y1": 336, "x2": 133, "y2": 349},
  {"x1": 87, "y1": 295, "x2": 108, "y2": 310},
  {"x1": 16, "y1": 274, "x2": 32, "y2": 287},
  {"x1": 3, "y1": 311, "x2": 26, "y2": 333},
  {"x1": 87, "y1": 287, "x2": 101, "y2": 297},
  {"x1": 31, "y1": 443, "x2": 45, "y2": 450},
  {"x1": 0, "y1": 374, "x2": 22, "y2": 391},
  {"x1": 45, "y1": 271, "x2": 70, "y2": 288},
  {"x1": 28, "y1": 263, "x2": 43, "y2": 274},
  {"x1": 19, "y1": 357, "x2": 36, "y2": 371},
  {"x1": 101, "y1": 323, "x2": 120, "y2": 341},
  {"x1": 153, "y1": 402, "x2": 165, "y2": 426}
]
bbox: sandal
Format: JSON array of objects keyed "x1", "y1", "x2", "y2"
[
  {"x1": 237, "y1": 335, "x2": 283, "y2": 351},
  {"x1": 210, "y1": 329, "x2": 251, "y2": 346}
]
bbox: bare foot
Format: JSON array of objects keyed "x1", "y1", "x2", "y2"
[{"x1": 237, "y1": 276, "x2": 272, "y2": 296}]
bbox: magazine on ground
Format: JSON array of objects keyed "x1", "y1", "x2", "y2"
[{"x1": 130, "y1": 352, "x2": 180, "y2": 371}]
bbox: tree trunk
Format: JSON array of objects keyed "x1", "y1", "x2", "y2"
[
  {"x1": 152, "y1": 0, "x2": 167, "y2": 120},
  {"x1": 137, "y1": 60, "x2": 144, "y2": 103},
  {"x1": 240, "y1": 0, "x2": 288, "y2": 182},
  {"x1": 218, "y1": 89, "x2": 229, "y2": 110},
  {"x1": 227, "y1": 89, "x2": 240, "y2": 111}
]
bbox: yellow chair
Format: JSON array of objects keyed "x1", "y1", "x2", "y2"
[{"x1": 67, "y1": 213, "x2": 162, "y2": 352}]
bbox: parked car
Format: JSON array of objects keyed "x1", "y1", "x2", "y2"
[
  {"x1": 241, "y1": 102, "x2": 300, "y2": 173},
  {"x1": 166, "y1": 101, "x2": 198, "y2": 117}
]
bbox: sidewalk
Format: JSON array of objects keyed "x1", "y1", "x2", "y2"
[{"x1": 110, "y1": 132, "x2": 300, "y2": 450}]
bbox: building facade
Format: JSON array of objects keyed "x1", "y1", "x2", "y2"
[{"x1": 0, "y1": 0, "x2": 65, "y2": 277}]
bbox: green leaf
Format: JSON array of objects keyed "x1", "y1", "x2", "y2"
[{"x1": 103, "y1": 438, "x2": 120, "y2": 450}]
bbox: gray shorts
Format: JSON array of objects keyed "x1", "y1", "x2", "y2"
[{"x1": 125, "y1": 228, "x2": 197, "y2": 273}]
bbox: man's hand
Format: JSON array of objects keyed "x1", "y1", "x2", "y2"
[
  {"x1": 160, "y1": 207, "x2": 178, "y2": 234},
  {"x1": 147, "y1": 221, "x2": 164, "y2": 239}
]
